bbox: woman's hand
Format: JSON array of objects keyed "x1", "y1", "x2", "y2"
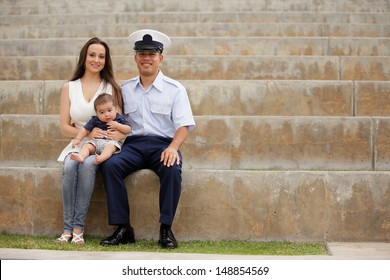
[
  {"x1": 87, "y1": 127, "x2": 107, "y2": 139},
  {"x1": 107, "y1": 129, "x2": 126, "y2": 141}
]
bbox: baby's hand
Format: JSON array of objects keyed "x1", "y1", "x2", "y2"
[
  {"x1": 72, "y1": 138, "x2": 81, "y2": 148},
  {"x1": 107, "y1": 121, "x2": 119, "y2": 130}
]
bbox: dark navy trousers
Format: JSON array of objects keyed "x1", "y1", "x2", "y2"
[{"x1": 100, "y1": 135, "x2": 182, "y2": 226}]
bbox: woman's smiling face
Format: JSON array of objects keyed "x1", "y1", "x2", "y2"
[{"x1": 85, "y1": 43, "x2": 106, "y2": 73}]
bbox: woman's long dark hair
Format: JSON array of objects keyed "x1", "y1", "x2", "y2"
[{"x1": 70, "y1": 37, "x2": 123, "y2": 110}]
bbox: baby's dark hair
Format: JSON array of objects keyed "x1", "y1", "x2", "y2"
[{"x1": 94, "y1": 93, "x2": 116, "y2": 111}]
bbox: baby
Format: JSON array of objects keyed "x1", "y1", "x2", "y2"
[{"x1": 70, "y1": 93, "x2": 131, "y2": 164}]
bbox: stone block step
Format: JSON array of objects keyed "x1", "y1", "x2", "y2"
[
  {"x1": 1, "y1": 23, "x2": 389, "y2": 39},
  {"x1": 2, "y1": 37, "x2": 390, "y2": 57},
  {"x1": 0, "y1": 80, "x2": 352, "y2": 116},
  {"x1": 1, "y1": 12, "x2": 389, "y2": 25},
  {"x1": 1, "y1": 166, "x2": 389, "y2": 241},
  {"x1": 2, "y1": 80, "x2": 390, "y2": 116},
  {"x1": 1, "y1": 0, "x2": 388, "y2": 14},
  {"x1": 2, "y1": 114, "x2": 390, "y2": 171},
  {"x1": 1, "y1": 55, "x2": 389, "y2": 81}
]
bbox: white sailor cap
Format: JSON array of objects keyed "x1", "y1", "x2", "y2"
[{"x1": 128, "y1": 29, "x2": 171, "y2": 53}]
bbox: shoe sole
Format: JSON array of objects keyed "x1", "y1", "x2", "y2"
[
  {"x1": 100, "y1": 239, "x2": 135, "y2": 246},
  {"x1": 158, "y1": 240, "x2": 178, "y2": 249}
]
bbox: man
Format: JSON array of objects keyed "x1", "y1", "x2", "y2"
[{"x1": 100, "y1": 29, "x2": 195, "y2": 249}]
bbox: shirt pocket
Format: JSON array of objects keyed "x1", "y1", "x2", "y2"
[
  {"x1": 124, "y1": 104, "x2": 138, "y2": 115},
  {"x1": 151, "y1": 104, "x2": 172, "y2": 131},
  {"x1": 124, "y1": 104, "x2": 141, "y2": 129},
  {"x1": 151, "y1": 104, "x2": 171, "y2": 116}
]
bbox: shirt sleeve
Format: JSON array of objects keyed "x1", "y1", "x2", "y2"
[
  {"x1": 115, "y1": 113, "x2": 131, "y2": 126},
  {"x1": 172, "y1": 86, "x2": 196, "y2": 131},
  {"x1": 83, "y1": 116, "x2": 98, "y2": 131}
]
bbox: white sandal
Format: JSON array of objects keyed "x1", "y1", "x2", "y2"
[
  {"x1": 71, "y1": 231, "x2": 85, "y2": 244},
  {"x1": 56, "y1": 233, "x2": 72, "y2": 243}
]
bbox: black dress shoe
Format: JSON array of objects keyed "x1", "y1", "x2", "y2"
[
  {"x1": 158, "y1": 228, "x2": 178, "y2": 249},
  {"x1": 100, "y1": 225, "x2": 135, "y2": 246}
]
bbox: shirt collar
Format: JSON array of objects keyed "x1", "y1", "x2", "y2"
[{"x1": 135, "y1": 71, "x2": 164, "y2": 93}]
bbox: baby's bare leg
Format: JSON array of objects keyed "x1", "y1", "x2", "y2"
[
  {"x1": 95, "y1": 144, "x2": 118, "y2": 164},
  {"x1": 70, "y1": 143, "x2": 96, "y2": 163}
]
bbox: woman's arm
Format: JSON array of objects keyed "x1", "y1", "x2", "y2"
[
  {"x1": 59, "y1": 82, "x2": 79, "y2": 138},
  {"x1": 60, "y1": 82, "x2": 108, "y2": 140}
]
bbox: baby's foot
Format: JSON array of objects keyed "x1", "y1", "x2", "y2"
[{"x1": 70, "y1": 153, "x2": 85, "y2": 163}]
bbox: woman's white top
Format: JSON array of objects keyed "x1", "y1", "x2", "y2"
[{"x1": 57, "y1": 78, "x2": 112, "y2": 162}]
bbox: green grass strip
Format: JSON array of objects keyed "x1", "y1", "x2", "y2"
[{"x1": 0, "y1": 233, "x2": 328, "y2": 256}]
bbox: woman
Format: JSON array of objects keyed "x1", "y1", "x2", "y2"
[{"x1": 56, "y1": 37, "x2": 123, "y2": 244}]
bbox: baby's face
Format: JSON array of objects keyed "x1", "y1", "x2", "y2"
[{"x1": 96, "y1": 101, "x2": 116, "y2": 122}]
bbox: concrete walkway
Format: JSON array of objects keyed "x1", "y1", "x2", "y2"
[
  {"x1": 1, "y1": 242, "x2": 389, "y2": 260},
  {"x1": 2, "y1": 243, "x2": 389, "y2": 280}
]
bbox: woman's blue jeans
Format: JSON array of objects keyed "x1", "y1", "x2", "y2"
[{"x1": 61, "y1": 154, "x2": 98, "y2": 232}]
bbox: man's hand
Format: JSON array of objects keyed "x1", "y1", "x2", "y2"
[{"x1": 160, "y1": 146, "x2": 180, "y2": 167}]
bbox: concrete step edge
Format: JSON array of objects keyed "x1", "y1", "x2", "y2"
[
  {"x1": 2, "y1": 23, "x2": 388, "y2": 39},
  {"x1": 1, "y1": 164, "x2": 389, "y2": 174},
  {"x1": 2, "y1": 37, "x2": 390, "y2": 57},
  {"x1": 1, "y1": 12, "x2": 389, "y2": 24},
  {"x1": 1, "y1": 0, "x2": 388, "y2": 13},
  {"x1": 2, "y1": 55, "x2": 389, "y2": 81}
]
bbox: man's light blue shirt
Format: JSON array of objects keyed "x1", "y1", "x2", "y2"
[{"x1": 122, "y1": 71, "x2": 195, "y2": 138}]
